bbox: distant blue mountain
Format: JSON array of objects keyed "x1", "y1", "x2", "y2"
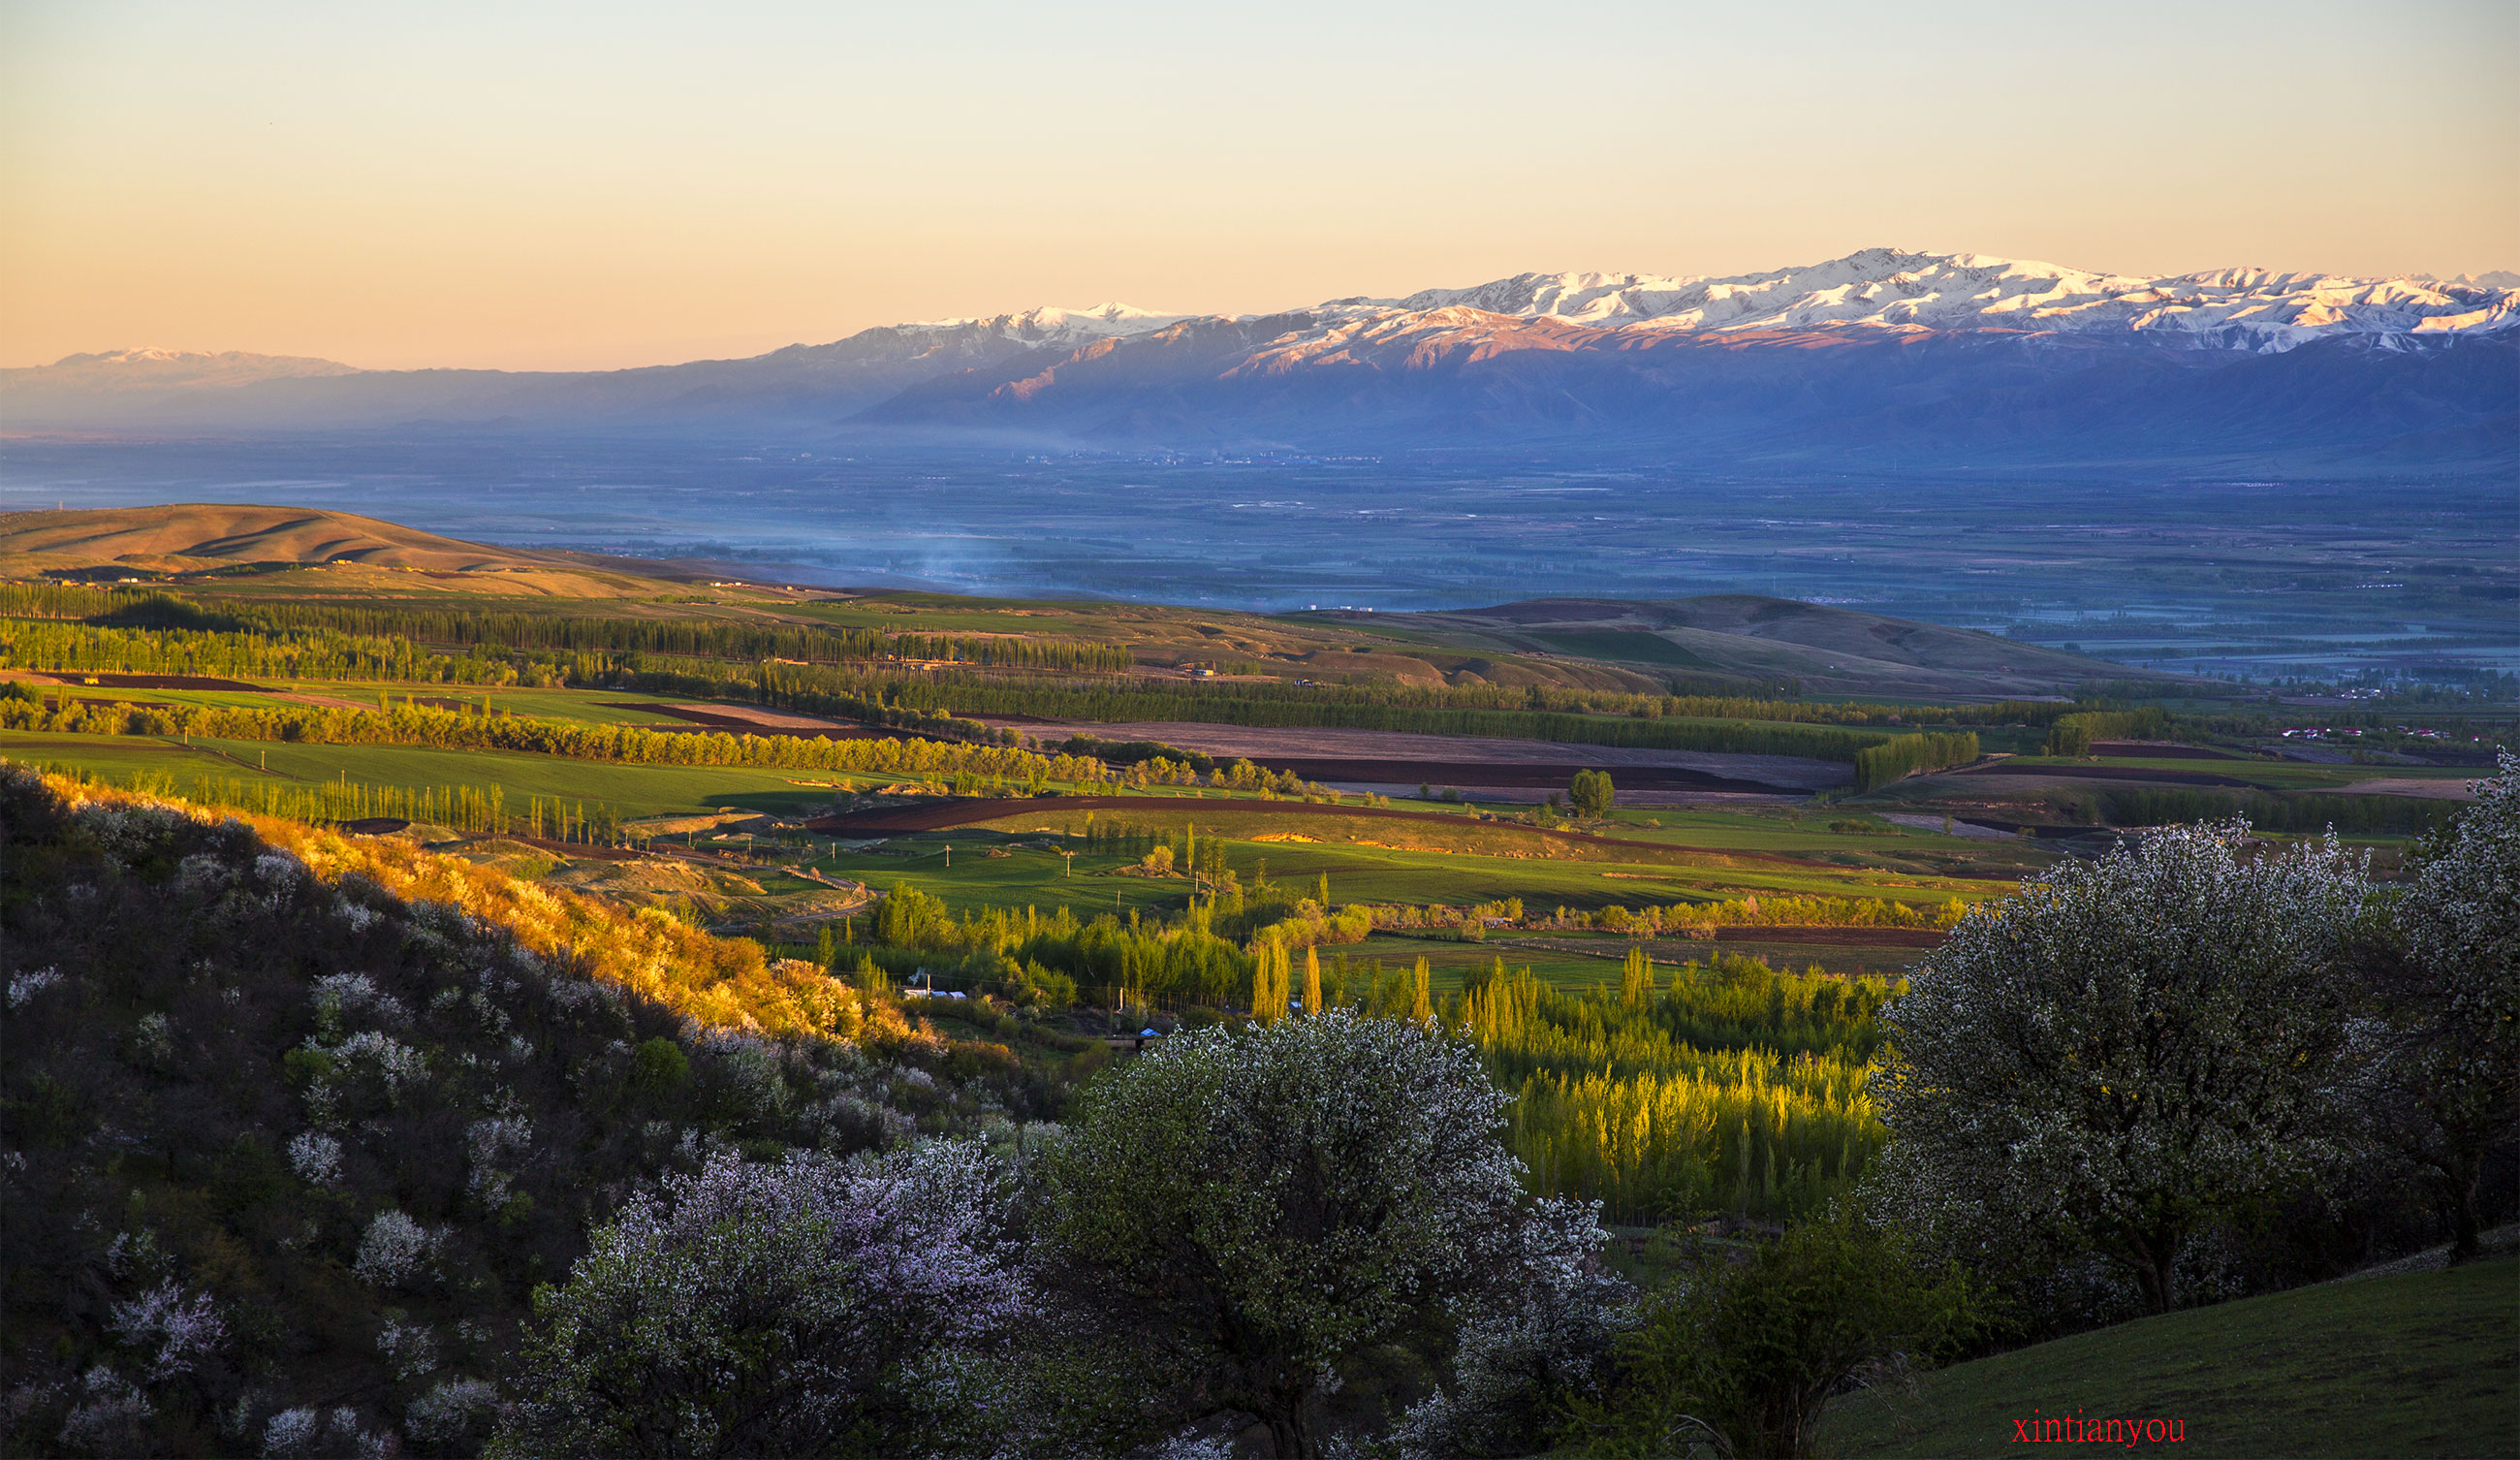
[{"x1": 8, "y1": 250, "x2": 2513, "y2": 475}]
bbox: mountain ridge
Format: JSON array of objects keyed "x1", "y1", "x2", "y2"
[
  {"x1": 7, "y1": 248, "x2": 2513, "y2": 472},
  {"x1": 17, "y1": 246, "x2": 2515, "y2": 385}
]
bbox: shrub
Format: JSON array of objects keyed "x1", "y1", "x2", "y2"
[
  {"x1": 631, "y1": 1036, "x2": 690, "y2": 1093},
  {"x1": 354, "y1": 1210, "x2": 443, "y2": 1287},
  {"x1": 1564, "y1": 1212, "x2": 1981, "y2": 1460}
]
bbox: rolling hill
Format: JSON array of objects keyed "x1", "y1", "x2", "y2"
[
  {"x1": 1353, "y1": 595, "x2": 2169, "y2": 698},
  {"x1": 0, "y1": 505, "x2": 783, "y2": 599},
  {"x1": 0, "y1": 504, "x2": 603, "y2": 574},
  {"x1": 0, "y1": 504, "x2": 2177, "y2": 697}
]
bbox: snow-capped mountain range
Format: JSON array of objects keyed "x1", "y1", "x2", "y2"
[
  {"x1": 963, "y1": 248, "x2": 2518, "y2": 354},
  {"x1": 7, "y1": 248, "x2": 2513, "y2": 473}
]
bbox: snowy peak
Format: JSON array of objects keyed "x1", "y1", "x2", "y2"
[
  {"x1": 903, "y1": 302, "x2": 1189, "y2": 347},
  {"x1": 1337, "y1": 249, "x2": 2518, "y2": 352},
  {"x1": 12, "y1": 251, "x2": 2513, "y2": 409}
]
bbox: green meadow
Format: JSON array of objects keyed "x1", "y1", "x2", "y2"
[
  {"x1": 0, "y1": 730, "x2": 850, "y2": 822},
  {"x1": 1817, "y1": 1254, "x2": 2519, "y2": 1459},
  {"x1": 28, "y1": 677, "x2": 723, "y2": 729}
]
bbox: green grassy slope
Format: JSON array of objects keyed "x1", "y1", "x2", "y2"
[
  {"x1": 0, "y1": 731, "x2": 855, "y2": 820},
  {"x1": 1818, "y1": 1256, "x2": 2519, "y2": 1459}
]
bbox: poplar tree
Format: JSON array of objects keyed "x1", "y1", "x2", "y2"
[
  {"x1": 1303, "y1": 947, "x2": 1323, "y2": 1015},
  {"x1": 1252, "y1": 944, "x2": 1292, "y2": 1024},
  {"x1": 1620, "y1": 946, "x2": 1653, "y2": 1009},
  {"x1": 1412, "y1": 957, "x2": 1434, "y2": 1024}
]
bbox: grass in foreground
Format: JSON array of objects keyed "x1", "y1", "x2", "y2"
[{"x1": 1816, "y1": 1255, "x2": 2518, "y2": 1458}]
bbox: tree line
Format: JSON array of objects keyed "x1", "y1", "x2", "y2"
[
  {"x1": 2042, "y1": 706, "x2": 2171, "y2": 754},
  {"x1": 2103, "y1": 786, "x2": 2458, "y2": 835},
  {"x1": 1851, "y1": 730, "x2": 1980, "y2": 789},
  {"x1": 6, "y1": 586, "x2": 2229, "y2": 768},
  {"x1": 0, "y1": 692, "x2": 1106, "y2": 786},
  {"x1": 4, "y1": 583, "x2": 1133, "y2": 671}
]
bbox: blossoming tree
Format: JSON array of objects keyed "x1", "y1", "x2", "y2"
[
  {"x1": 494, "y1": 1140, "x2": 1027, "y2": 1457},
  {"x1": 2356, "y1": 751, "x2": 2519, "y2": 1262},
  {"x1": 1870, "y1": 823, "x2": 2370, "y2": 1314},
  {"x1": 1045, "y1": 1009, "x2": 1599, "y2": 1458}
]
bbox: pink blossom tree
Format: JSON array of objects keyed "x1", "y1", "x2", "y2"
[{"x1": 495, "y1": 1139, "x2": 1028, "y2": 1457}]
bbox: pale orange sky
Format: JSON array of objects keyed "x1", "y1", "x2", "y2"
[{"x1": 4, "y1": 0, "x2": 2514, "y2": 372}]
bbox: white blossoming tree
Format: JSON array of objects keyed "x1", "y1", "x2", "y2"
[
  {"x1": 492, "y1": 1139, "x2": 1027, "y2": 1458},
  {"x1": 2356, "y1": 751, "x2": 2519, "y2": 1262},
  {"x1": 1386, "y1": 1195, "x2": 1629, "y2": 1460},
  {"x1": 1045, "y1": 1008, "x2": 1598, "y2": 1459},
  {"x1": 1869, "y1": 823, "x2": 2370, "y2": 1314}
]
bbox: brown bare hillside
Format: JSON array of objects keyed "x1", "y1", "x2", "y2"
[
  {"x1": 0, "y1": 504, "x2": 790, "y2": 598},
  {"x1": 0, "y1": 504, "x2": 595, "y2": 572}
]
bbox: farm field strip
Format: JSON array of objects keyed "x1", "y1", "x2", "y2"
[
  {"x1": 1596, "y1": 808, "x2": 2015, "y2": 856},
  {"x1": 11, "y1": 674, "x2": 727, "y2": 729},
  {"x1": 819, "y1": 823, "x2": 2000, "y2": 914},
  {"x1": 828, "y1": 796, "x2": 2005, "y2": 888},
  {"x1": 0, "y1": 730, "x2": 860, "y2": 821},
  {"x1": 968, "y1": 717, "x2": 1855, "y2": 784},
  {"x1": 1969, "y1": 755, "x2": 2483, "y2": 792},
  {"x1": 1227, "y1": 757, "x2": 1799, "y2": 793},
  {"x1": 1354, "y1": 932, "x2": 1928, "y2": 989}
]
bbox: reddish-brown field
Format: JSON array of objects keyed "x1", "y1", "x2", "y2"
[
  {"x1": 20, "y1": 670, "x2": 268, "y2": 691},
  {"x1": 1227, "y1": 757, "x2": 1794, "y2": 793},
  {"x1": 803, "y1": 795, "x2": 1608, "y2": 838}
]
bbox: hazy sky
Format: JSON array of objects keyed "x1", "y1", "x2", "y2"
[{"x1": 4, "y1": 0, "x2": 2513, "y2": 371}]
